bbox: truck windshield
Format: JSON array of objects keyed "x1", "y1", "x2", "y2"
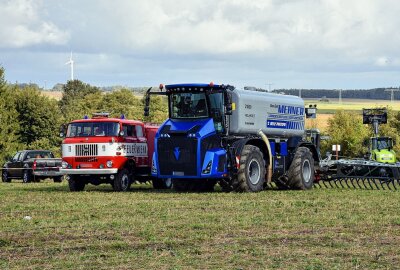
[
  {"x1": 170, "y1": 92, "x2": 208, "y2": 119},
  {"x1": 66, "y1": 122, "x2": 120, "y2": 137}
]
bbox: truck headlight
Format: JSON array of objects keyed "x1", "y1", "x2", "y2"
[
  {"x1": 62, "y1": 161, "x2": 69, "y2": 169},
  {"x1": 151, "y1": 159, "x2": 157, "y2": 174},
  {"x1": 202, "y1": 160, "x2": 212, "y2": 174},
  {"x1": 106, "y1": 160, "x2": 113, "y2": 168}
]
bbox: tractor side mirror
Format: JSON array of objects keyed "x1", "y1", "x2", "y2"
[
  {"x1": 144, "y1": 94, "x2": 151, "y2": 117},
  {"x1": 59, "y1": 124, "x2": 67, "y2": 138},
  {"x1": 144, "y1": 106, "x2": 150, "y2": 117}
]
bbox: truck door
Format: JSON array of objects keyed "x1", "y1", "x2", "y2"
[
  {"x1": 8, "y1": 152, "x2": 21, "y2": 177},
  {"x1": 14, "y1": 151, "x2": 25, "y2": 177}
]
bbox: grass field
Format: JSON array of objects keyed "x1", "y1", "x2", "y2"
[{"x1": 1, "y1": 181, "x2": 400, "y2": 269}]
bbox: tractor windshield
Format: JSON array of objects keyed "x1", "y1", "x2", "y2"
[
  {"x1": 170, "y1": 92, "x2": 208, "y2": 119},
  {"x1": 372, "y1": 138, "x2": 391, "y2": 150},
  {"x1": 66, "y1": 122, "x2": 120, "y2": 137}
]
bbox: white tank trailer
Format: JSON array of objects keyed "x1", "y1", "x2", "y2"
[{"x1": 229, "y1": 89, "x2": 306, "y2": 137}]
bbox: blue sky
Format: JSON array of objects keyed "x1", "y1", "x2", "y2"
[{"x1": 1, "y1": 0, "x2": 400, "y2": 90}]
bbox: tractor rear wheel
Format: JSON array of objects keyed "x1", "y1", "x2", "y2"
[
  {"x1": 233, "y1": 145, "x2": 266, "y2": 192},
  {"x1": 287, "y1": 147, "x2": 314, "y2": 190}
]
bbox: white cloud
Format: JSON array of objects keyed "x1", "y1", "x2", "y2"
[
  {"x1": 0, "y1": 0, "x2": 69, "y2": 48},
  {"x1": 2, "y1": 0, "x2": 400, "y2": 88}
]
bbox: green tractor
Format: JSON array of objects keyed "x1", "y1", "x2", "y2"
[{"x1": 363, "y1": 108, "x2": 396, "y2": 164}]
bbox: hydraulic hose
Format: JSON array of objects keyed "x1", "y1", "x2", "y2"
[{"x1": 258, "y1": 129, "x2": 273, "y2": 184}]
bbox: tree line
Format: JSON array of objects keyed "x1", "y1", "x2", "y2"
[
  {"x1": 273, "y1": 88, "x2": 400, "y2": 100},
  {"x1": 1, "y1": 65, "x2": 400, "y2": 164},
  {"x1": 0, "y1": 67, "x2": 167, "y2": 163}
]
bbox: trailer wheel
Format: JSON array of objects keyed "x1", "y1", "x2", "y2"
[
  {"x1": 68, "y1": 176, "x2": 85, "y2": 191},
  {"x1": 2, "y1": 169, "x2": 10, "y2": 182},
  {"x1": 287, "y1": 147, "x2": 314, "y2": 190},
  {"x1": 152, "y1": 177, "x2": 172, "y2": 189},
  {"x1": 113, "y1": 168, "x2": 131, "y2": 192},
  {"x1": 234, "y1": 145, "x2": 266, "y2": 192},
  {"x1": 23, "y1": 170, "x2": 32, "y2": 183}
]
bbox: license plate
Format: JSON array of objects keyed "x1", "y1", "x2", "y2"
[
  {"x1": 80, "y1": 164, "x2": 92, "y2": 168},
  {"x1": 173, "y1": 171, "x2": 184, "y2": 176}
]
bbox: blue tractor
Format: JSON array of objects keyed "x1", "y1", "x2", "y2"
[{"x1": 144, "y1": 83, "x2": 320, "y2": 192}]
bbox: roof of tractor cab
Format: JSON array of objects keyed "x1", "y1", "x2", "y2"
[
  {"x1": 70, "y1": 117, "x2": 144, "y2": 125},
  {"x1": 165, "y1": 83, "x2": 233, "y2": 92}
]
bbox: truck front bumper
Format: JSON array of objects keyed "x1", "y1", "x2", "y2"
[
  {"x1": 33, "y1": 171, "x2": 63, "y2": 177},
  {"x1": 60, "y1": 168, "x2": 119, "y2": 175}
]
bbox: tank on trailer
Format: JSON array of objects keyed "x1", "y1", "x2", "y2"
[{"x1": 229, "y1": 89, "x2": 305, "y2": 137}]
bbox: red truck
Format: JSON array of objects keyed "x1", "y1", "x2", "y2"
[{"x1": 60, "y1": 113, "x2": 170, "y2": 191}]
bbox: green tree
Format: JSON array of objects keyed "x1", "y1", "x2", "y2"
[
  {"x1": 0, "y1": 67, "x2": 21, "y2": 163},
  {"x1": 325, "y1": 110, "x2": 369, "y2": 158},
  {"x1": 15, "y1": 86, "x2": 62, "y2": 155},
  {"x1": 377, "y1": 108, "x2": 400, "y2": 159},
  {"x1": 98, "y1": 89, "x2": 142, "y2": 119},
  {"x1": 59, "y1": 80, "x2": 101, "y2": 122}
]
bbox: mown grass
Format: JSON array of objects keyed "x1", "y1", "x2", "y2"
[{"x1": 1, "y1": 181, "x2": 400, "y2": 269}]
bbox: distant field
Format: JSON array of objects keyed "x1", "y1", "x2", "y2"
[
  {"x1": 1, "y1": 182, "x2": 399, "y2": 269},
  {"x1": 41, "y1": 91, "x2": 63, "y2": 100},
  {"x1": 305, "y1": 98, "x2": 400, "y2": 114}
]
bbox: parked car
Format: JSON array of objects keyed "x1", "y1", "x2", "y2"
[{"x1": 2, "y1": 150, "x2": 63, "y2": 183}]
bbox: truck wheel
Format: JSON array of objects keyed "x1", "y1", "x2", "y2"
[
  {"x1": 152, "y1": 178, "x2": 172, "y2": 189},
  {"x1": 23, "y1": 170, "x2": 32, "y2": 183},
  {"x1": 233, "y1": 145, "x2": 266, "y2": 192},
  {"x1": 68, "y1": 176, "x2": 85, "y2": 191},
  {"x1": 53, "y1": 176, "x2": 63, "y2": 183},
  {"x1": 287, "y1": 147, "x2": 314, "y2": 190},
  {"x1": 2, "y1": 169, "x2": 10, "y2": 182},
  {"x1": 172, "y1": 179, "x2": 195, "y2": 192},
  {"x1": 113, "y1": 169, "x2": 131, "y2": 192}
]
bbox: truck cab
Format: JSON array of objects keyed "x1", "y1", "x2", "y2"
[{"x1": 60, "y1": 113, "x2": 164, "y2": 191}]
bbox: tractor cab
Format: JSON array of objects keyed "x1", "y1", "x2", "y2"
[
  {"x1": 363, "y1": 108, "x2": 397, "y2": 164},
  {"x1": 370, "y1": 136, "x2": 396, "y2": 164}
]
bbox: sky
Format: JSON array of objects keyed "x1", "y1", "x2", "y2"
[{"x1": 1, "y1": 0, "x2": 400, "y2": 90}]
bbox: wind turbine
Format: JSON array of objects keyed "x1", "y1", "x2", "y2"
[{"x1": 65, "y1": 52, "x2": 74, "y2": 81}]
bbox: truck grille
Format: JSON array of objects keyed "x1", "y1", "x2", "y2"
[
  {"x1": 75, "y1": 144, "x2": 98, "y2": 156},
  {"x1": 158, "y1": 137, "x2": 197, "y2": 176}
]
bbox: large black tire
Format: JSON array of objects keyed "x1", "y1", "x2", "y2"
[
  {"x1": 232, "y1": 145, "x2": 266, "y2": 192},
  {"x1": 287, "y1": 147, "x2": 314, "y2": 190},
  {"x1": 53, "y1": 176, "x2": 63, "y2": 183},
  {"x1": 68, "y1": 176, "x2": 85, "y2": 191},
  {"x1": 152, "y1": 177, "x2": 172, "y2": 189},
  {"x1": 2, "y1": 169, "x2": 10, "y2": 183},
  {"x1": 23, "y1": 170, "x2": 33, "y2": 183},
  {"x1": 113, "y1": 169, "x2": 131, "y2": 192}
]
